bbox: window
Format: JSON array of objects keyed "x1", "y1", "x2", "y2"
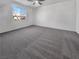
[{"x1": 12, "y1": 4, "x2": 27, "y2": 20}]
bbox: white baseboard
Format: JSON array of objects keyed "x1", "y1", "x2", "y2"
[
  {"x1": 0, "y1": 25, "x2": 32, "y2": 33},
  {"x1": 77, "y1": 32, "x2": 79, "y2": 34},
  {"x1": 35, "y1": 25, "x2": 75, "y2": 32}
]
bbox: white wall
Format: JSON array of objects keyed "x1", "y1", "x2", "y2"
[
  {"x1": 76, "y1": 0, "x2": 79, "y2": 34},
  {"x1": 32, "y1": 8, "x2": 38, "y2": 24},
  {"x1": 0, "y1": 0, "x2": 76, "y2": 33},
  {"x1": 0, "y1": 1, "x2": 33, "y2": 33},
  {"x1": 35, "y1": 0, "x2": 76, "y2": 31}
]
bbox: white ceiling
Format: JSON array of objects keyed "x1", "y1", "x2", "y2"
[
  {"x1": 0, "y1": 0, "x2": 11, "y2": 5},
  {"x1": 0, "y1": 0, "x2": 71, "y2": 7},
  {"x1": 41, "y1": 0, "x2": 71, "y2": 6},
  {"x1": 14, "y1": 0, "x2": 71, "y2": 7}
]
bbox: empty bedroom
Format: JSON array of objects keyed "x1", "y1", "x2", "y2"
[{"x1": 0, "y1": 0, "x2": 79, "y2": 59}]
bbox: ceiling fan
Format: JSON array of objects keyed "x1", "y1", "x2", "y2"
[{"x1": 27, "y1": 0, "x2": 45, "y2": 7}]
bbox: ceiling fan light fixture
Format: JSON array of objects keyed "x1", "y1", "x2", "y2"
[{"x1": 33, "y1": 0, "x2": 41, "y2": 7}]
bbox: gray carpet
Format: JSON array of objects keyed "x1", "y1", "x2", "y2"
[{"x1": 0, "y1": 25, "x2": 79, "y2": 59}]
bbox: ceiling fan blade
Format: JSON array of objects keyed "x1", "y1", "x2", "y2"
[
  {"x1": 27, "y1": 0, "x2": 33, "y2": 1},
  {"x1": 28, "y1": 0, "x2": 45, "y2": 1},
  {"x1": 38, "y1": 0, "x2": 45, "y2": 1},
  {"x1": 39, "y1": 2, "x2": 42, "y2": 5}
]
